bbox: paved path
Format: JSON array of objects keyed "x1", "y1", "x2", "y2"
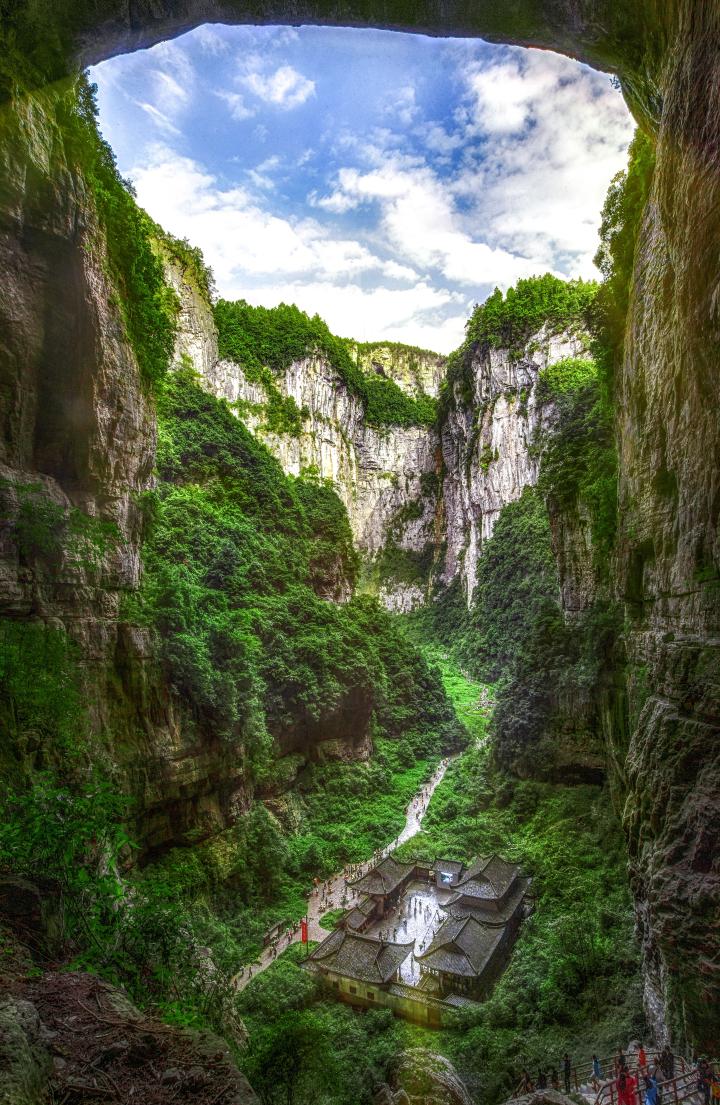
[{"x1": 233, "y1": 756, "x2": 453, "y2": 992}]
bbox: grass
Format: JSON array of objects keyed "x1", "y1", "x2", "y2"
[
  {"x1": 415, "y1": 641, "x2": 493, "y2": 745},
  {"x1": 319, "y1": 909, "x2": 346, "y2": 931}
]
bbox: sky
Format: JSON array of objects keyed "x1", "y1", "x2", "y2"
[{"x1": 90, "y1": 25, "x2": 634, "y2": 353}]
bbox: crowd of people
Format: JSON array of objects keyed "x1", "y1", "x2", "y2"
[{"x1": 516, "y1": 1045, "x2": 719, "y2": 1105}]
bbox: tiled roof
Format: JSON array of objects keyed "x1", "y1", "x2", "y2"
[
  {"x1": 445, "y1": 855, "x2": 520, "y2": 903},
  {"x1": 349, "y1": 855, "x2": 414, "y2": 897},
  {"x1": 435, "y1": 859, "x2": 464, "y2": 873},
  {"x1": 344, "y1": 896, "x2": 376, "y2": 930},
  {"x1": 447, "y1": 876, "x2": 530, "y2": 924},
  {"x1": 309, "y1": 929, "x2": 413, "y2": 984},
  {"x1": 415, "y1": 916, "x2": 505, "y2": 978}
]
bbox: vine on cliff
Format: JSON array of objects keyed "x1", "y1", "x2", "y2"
[{"x1": 64, "y1": 78, "x2": 178, "y2": 392}]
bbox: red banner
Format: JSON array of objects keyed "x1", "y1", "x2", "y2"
[{"x1": 301, "y1": 918, "x2": 308, "y2": 943}]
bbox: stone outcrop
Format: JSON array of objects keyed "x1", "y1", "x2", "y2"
[
  {"x1": 0, "y1": 972, "x2": 259, "y2": 1105},
  {"x1": 374, "y1": 1049, "x2": 474, "y2": 1105},
  {"x1": 440, "y1": 326, "x2": 589, "y2": 601}
]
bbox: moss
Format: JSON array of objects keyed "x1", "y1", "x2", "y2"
[{"x1": 64, "y1": 78, "x2": 178, "y2": 392}]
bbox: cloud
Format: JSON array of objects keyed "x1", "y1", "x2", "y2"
[
  {"x1": 128, "y1": 147, "x2": 466, "y2": 349},
  {"x1": 135, "y1": 101, "x2": 181, "y2": 135},
  {"x1": 314, "y1": 161, "x2": 543, "y2": 288},
  {"x1": 239, "y1": 63, "x2": 315, "y2": 109},
  {"x1": 193, "y1": 26, "x2": 231, "y2": 55},
  {"x1": 215, "y1": 90, "x2": 254, "y2": 121},
  {"x1": 453, "y1": 48, "x2": 634, "y2": 274},
  {"x1": 233, "y1": 279, "x2": 467, "y2": 347}
]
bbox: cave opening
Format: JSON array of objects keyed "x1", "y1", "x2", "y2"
[{"x1": 87, "y1": 22, "x2": 634, "y2": 354}]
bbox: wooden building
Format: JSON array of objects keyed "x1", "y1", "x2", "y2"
[{"x1": 307, "y1": 929, "x2": 413, "y2": 1006}]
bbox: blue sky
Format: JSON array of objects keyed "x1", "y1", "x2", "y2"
[{"x1": 91, "y1": 25, "x2": 633, "y2": 352}]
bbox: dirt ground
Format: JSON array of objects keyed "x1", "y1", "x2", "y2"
[{"x1": 0, "y1": 925, "x2": 258, "y2": 1105}]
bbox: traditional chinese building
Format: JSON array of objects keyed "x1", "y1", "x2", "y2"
[
  {"x1": 309, "y1": 851, "x2": 530, "y2": 1021},
  {"x1": 307, "y1": 928, "x2": 414, "y2": 1006},
  {"x1": 348, "y1": 855, "x2": 415, "y2": 920}
]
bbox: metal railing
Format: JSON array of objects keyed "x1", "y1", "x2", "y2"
[
  {"x1": 510, "y1": 1053, "x2": 717, "y2": 1102},
  {"x1": 595, "y1": 1061, "x2": 718, "y2": 1105}
]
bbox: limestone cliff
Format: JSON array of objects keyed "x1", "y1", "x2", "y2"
[
  {"x1": 168, "y1": 265, "x2": 442, "y2": 612},
  {"x1": 439, "y1": 325, "x2": 591, "y2": 602},
  {"x1": 2, "y1": 0, "x2": 720, "y2": 1057}
]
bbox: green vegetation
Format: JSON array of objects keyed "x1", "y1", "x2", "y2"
[
  {"x1": 154, "y1": 226, "x2": 216, "y2": 304},
  {"x1": 537, "y1": 358, "x2": 617, "y2": 571},
  {"x1": 351, "y1": 339, "x2": 440, "y2": 362},
  {"x1": 395, "y1": 746, "x2": 643, "y2": 1102},
  {"x1": 594, "y1": 129, "x2": 656, "y2": 367},
  {"x1": 319, "y1": 909, "x2": 345, "y2": 930},
  {"x1": 134, "y1": 367, "x2": 458, "y2": 766},
  {"x1": 413, "y1": 642, "x2": 491, "y2": 746},
  {"x1": 0, "y1": 620, "x2": 91, "y2": 768},
  {"x1": 0, "y1": 479, "x2": 118, "y2": 580},
  {"x1": 65, "y1": 78, "x2": 178, "y2": 391},
  {"x1": 466, "y1": 274, "x2": 597, "y2": 354},
  {"x1": 460, "y1": 488, "x2": 558, "y2": 683},
  {"x1": 214, "y1": 299, "x2": 436, "y2": 429},
  {"x1": 439, "y1": 274, "x2": 598, "y2": 421},
  {"x1": 0, "y1": 359, "x2": 464, "y2": 1044},
  {"x1": 239, "y1": 944, "x2": 411, "y2": 1105}
]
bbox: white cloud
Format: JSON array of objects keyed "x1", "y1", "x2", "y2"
[
  {"x1": 315, "y1": 162, "x2": 543, "y2": 288},
  {"x1": 239, "y1": 63, "x2": 315, "y2": 110},
  {"x1": 215, "y1": 90, "x2": 254, "y2": 121},
  {"x1": 135, "y1": 101, "x2": 181, "y2": 135},
  {"x1": 193, "y1": 26, "x2": 230, "y2": 55},
  {"x1": 390, "y1": 85, "x2": 418, "y2": 127},
  {"x1": 235, "y1": 280, "x2": 466, "y2": 348},
  {"x1": 454, "y1": 48, "x2": 634, "y2": 274},
  {"x1": 128, "y1": 147, "x2": 466, "y2": 349}
]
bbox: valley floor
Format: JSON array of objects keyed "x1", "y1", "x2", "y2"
[
  {"x1": 233, "y1": 755, "x2": 452, "y2": 991},
  {"x1": 236, "y1": 645, "x2": 645, "y2": 1105}
]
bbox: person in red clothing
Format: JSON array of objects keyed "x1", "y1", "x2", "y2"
[
  {"x1": 638, "y1": 1045, "x2": 647, "y2": 1071},
  {"x1": 617, "y1": 1069, "x2": 637, "y2": 1105}
]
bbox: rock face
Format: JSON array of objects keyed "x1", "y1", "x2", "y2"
[
  {"x1": 172, "y1": 270, "x2": 441, "y2": 608},
  {"x1": 2, "y1": 0, "x2": 720, "y2": 1058},
  {"x1": 173, "y1": 268, "x2": 588, "y2": 611},
  {"x1": 440, "y1": 326, "x2": 589, "y2": 601},
  {"x1": 0, "y1": 971, "x2": 259, "y2": 1105},
  {"x1": 610, "y1": 5, "x2": 720, "y2": 1048},
  {"x1": 374, "y1": 1049, "x2": 475, "y2": 1105}
]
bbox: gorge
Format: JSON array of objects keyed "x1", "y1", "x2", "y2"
[{"x1": 1, "y1": 3, "x2": 719, "y2": 1104}]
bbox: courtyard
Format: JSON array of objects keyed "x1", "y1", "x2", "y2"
[{"x1": 361, "y1": 879, "x2": 456, "y2": 984}]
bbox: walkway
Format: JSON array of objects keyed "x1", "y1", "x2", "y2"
[{"x1": 233, "y1": 756, "x2": 453, "y2": 992}]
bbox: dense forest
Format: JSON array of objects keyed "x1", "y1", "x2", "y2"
[{"x1": 1, "y1": 4, "x2": 718, "y2": 1100}]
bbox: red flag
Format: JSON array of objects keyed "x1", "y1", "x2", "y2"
[{"x1": 301, "y1": 918, "x2": 308, "y2": 943}]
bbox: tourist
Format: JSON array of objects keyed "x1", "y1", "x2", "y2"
[
  {"x1": 550, "y1": 1069, "x2": 560, "y2": 1091},
  {"x1": 616, "y1": 1050, "x2": 627, "y2": 1075},
  {"x1": 644, "y1": 1071, "x2": 658, "y2": 1105},
  {"x1": 638, "y1": 1044, "x2": 647, "y2": 1071},
  {"x1": 563, "y1": 1054, "x2": 572, "y2": 1094},
  {"x1": 592, "y1": 1055, "x2": 603, "y2": 1091},
  {"x1": 617, "y1": 1068, "x2": 636, "y2": 1105},
  {"x1": 697, "y1": 1059, "x2": 712, "y2": 1105},
  {"x1": 537, "y1": 1070, "x2": 548, "y2": 1090}
]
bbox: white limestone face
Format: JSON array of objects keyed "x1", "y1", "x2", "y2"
[
  {"x1": 167, "y1": 257, "x2": 589, "y2": 612},
  {"x1": 440, "y1": 326, "x2": 590, "y2": 601}
]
